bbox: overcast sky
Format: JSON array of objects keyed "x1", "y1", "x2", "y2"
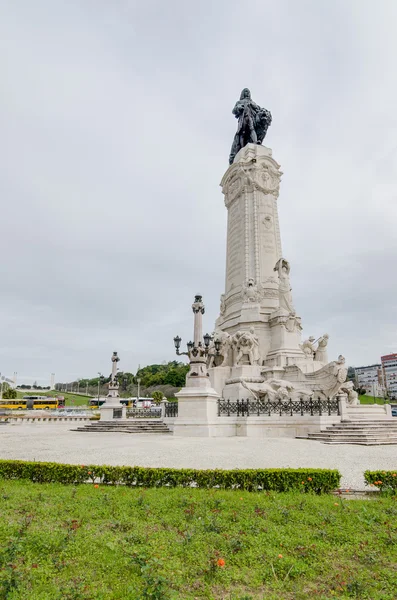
[{"x1": 1, "y1": 0, "x2": 397, "y2": 384}]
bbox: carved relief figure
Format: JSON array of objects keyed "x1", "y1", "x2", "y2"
[
  {"x1": 314, "y1": 334, "x2": 329, "y2": 363},
  {"x1": 220, "y1": 294, "x2": 226, "y2": 316},
  {"x1": 274, "y1": 258, "x2": 295, "y2": 314},
  {"x1": 328, "y1": 355, "x2": 348, "y2": 398},
  {"x1": 263, "y1": 214, "x2": 272, "y2": 229},
  {"x1": 243, "y1": 375, "x2": 313, "y2": 402},
  {"x1": 233, "y1": 327, "x2": 260, "y2": 366},
  {"x1": 339, "y1": 381, "x2": 360, "y2": 406},
  {"x1": 229, "y1": 88, "x2": 272, "y2": 165},
  {"x1": 300, "y1": 336, "x2": 316, "y2": 358},
  {"x1": 242, "y1": 278, "x2": 261, "y2": 303},
  {"x1": 208, "y1": 330, "x2": 231, "y2": 368}
]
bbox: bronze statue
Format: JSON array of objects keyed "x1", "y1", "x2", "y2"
[{"x1": 229, "y1": 88, "x2": 272, "y2": 165}]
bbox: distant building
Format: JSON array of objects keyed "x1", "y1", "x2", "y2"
[
  {"x1": 354, "y1": 364, "x2": 384, "y2": 396},
  {"x1": 381, "y1": 353, "x2": 397, "y2": 399}
]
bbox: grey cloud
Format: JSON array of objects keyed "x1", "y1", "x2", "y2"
[{"x1": 1, "y1": 0, "x2": 397, "y2": 383}]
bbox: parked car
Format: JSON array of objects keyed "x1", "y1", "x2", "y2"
[{"x1": 391, "y1": 408, "x2": 397, "y2": 417}]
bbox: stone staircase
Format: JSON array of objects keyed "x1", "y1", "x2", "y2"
[
  {"x1": 300, "y1": 420, "x2": 397, "y2": 445},
  {"x1": 73, "y1": 419, "x2": 171, "y2": 434}
]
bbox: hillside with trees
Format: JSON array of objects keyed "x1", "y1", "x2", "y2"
[{"x1": 55, "y1": 361, "x2": 189, "y2": 399}]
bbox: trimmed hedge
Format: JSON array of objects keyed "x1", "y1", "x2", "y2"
[
  {"x1": 364, "y1": 470, "x2": 397, "y2": 492},
  {"x1": 0, "y1": 460, "x2": 340, "y2": 493}
]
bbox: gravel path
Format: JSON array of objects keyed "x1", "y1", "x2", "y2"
[{"x1": 0, "y1": 423, "x2": 396, "y2": 490}]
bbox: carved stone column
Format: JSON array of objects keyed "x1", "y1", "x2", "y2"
[{"x1": 215, "y1": 143, "x2": 285, "y2": 368}]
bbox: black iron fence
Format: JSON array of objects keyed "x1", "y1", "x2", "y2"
[
  {"x1": 164, "y1": 402, "x2": 178, "y2": 418},
  {"x1": 218, "y1": 398, "x2": 339, "y2": 417}
]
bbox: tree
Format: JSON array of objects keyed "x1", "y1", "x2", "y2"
[
  {"x1": 152, "y1": 391, "x2": 164, "y2": 405},
  {"x1": 3, "y1": 387, "x2": 17, "y2": 399}
]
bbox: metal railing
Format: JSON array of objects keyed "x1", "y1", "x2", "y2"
[
  {"x1": 217, "y1": 397, "x2": 339, "y2": 417},
  {"x1": 126, "y1": 407, "x2": 162, "y2": 419},
  {"x1": 164, "y1": 403, "x2": 178, "y2": 418}
]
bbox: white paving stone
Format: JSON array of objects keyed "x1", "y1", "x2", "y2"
[{"x1": 0, "y1": 424, "x2": 396, "y2": 490}]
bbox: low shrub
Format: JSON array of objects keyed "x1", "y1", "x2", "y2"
[
  {"x1": 0, "y1": 460, "x2": 340, "y2": 493},
  {"x1": 364, "y1": 470, "x2": 397, "y2": 492}
]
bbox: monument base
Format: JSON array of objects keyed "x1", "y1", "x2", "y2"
[
  {"x1": 173, "y1": 377, "x2": 225, "y2": 437},
  {"x1": 100, "y1": 400, "x2": 126, "y2": 421},
  {"x1": 222, "y1": 365, "x2": 263, "y2": 401}
]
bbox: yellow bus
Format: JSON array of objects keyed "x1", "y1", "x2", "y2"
[{"x1": 0, "y1": 396, "x2": 60, "y2": 410}]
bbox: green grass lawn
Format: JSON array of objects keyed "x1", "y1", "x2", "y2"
[
  {"x1": 15, "y1": 391, "x2": 91, "y2": 406},
  {"x1": 359, "y1": 395, "x2": 387, "y2": 405},
  {"x1": 0, "y1": 481, "x2": 396, "y2": 599}
]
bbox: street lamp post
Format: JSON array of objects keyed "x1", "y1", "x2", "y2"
[
  {"x1": 173, "y1": 295, "x2": 220, "y2": 382},
  {"x1": 97, "y1": 372, "x2": 102, "y2": 406},
  {"x1": 137, "y1": 378, "x2": 141, "y2": 401}
]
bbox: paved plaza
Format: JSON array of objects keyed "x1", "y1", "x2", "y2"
[{"x1": 1, "y1": 423, "x2": 396, "y2": 490}]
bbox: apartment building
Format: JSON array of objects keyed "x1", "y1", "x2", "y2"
[
  {"x1": 381, "y1": 353, "x2": 397, "y2": 399},
  {"x1": 354, "y1": 364, "x2": 383, "y2": 396}
]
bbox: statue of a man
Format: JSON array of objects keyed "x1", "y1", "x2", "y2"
[
  {"x1": 314, "y1": 334, "x2": 329, "y2": 363},
  {"x1": 229, "y1": 88, "x2": 272, "y2": 165},
  {"x1": 300, "y1": 336, "x2": 316, "y2": 358}
]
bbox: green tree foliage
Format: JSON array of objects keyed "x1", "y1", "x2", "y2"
[
  {"x1": 116, "y1": 372, "x2": 135, "y2": 391},
  {"x1": 3, "y1": 387, "x2": 17, "y2": 399},
  {"x1": 136, "y1": 362, "x2": 188, "y2": 388},
  {"x1": 152, "y1": 391, "x2": 164, "y2": 404},
  {"x1": 57, "y1": 362, "x2": 189, "y2": 393}
]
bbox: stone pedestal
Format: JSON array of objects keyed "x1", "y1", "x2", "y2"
[
  {"x1": 173, "y1": 373, "x2": 222, "y2": 437},
  {"x1": 100, "y1": 400, "x2": 126, "y2": 420},
  {"x1": 100, "y1": 384, "x2": 126, "y2": 421}
]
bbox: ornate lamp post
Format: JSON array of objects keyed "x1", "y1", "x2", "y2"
[
  {"x1": 97, "y1": 372, "x2": 102, "y2": 405},
  {"x1": 173, "y1": 295, "x2": 219, "y2": 381}
]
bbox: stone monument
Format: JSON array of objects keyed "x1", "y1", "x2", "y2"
[
  {"x1": 209, "y1": 88, "x2": 350, "y2": 401},
  {"x1": 100, "y1": 351, "x2": 126, "y2": 420},
  {"x1": 169, "y1": 88, "x2": 392, "y2": 437}
]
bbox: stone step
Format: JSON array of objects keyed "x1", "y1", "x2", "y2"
[
  {"x1": 308, "y1": 440, "x2": 397, "y2": 445},
  {"x1": 307, "y1": 434, "x2": 397, "y2": 441},
  {"x1": 298, "y1": 418, "x2": 397, "y2": 445},
  {"x1": 74, "y1": 420, "x2": 171, "y2": 434},
  {"x1": 329, "y1": 427, "x2": 397, "y2": 433},
  {"x1": 305, "y1": 435, "x2": 397, "y2": 442},
  {"x1": 332, "y1": 423, "x2": 397, "y2": 427}
]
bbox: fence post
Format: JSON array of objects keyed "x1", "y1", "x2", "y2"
[
  {"x1": 337, "y1": 394, "x2": 349, "y2": 421},
  {"x1": 160, "y1": 400, "x2": 167, "y2": 419}
]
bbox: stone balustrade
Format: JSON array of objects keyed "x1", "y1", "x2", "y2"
[{"x1": 0, "y1": 416, "x2": 91, "y2": 423}]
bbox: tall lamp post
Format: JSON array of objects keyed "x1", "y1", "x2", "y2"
[
  {"x1": 137, "y1": 378, "x2": 141, "y2": 401},
  {"x1": 97, "y1": 372, "x2": 102, "y2": 406},
  {"x1": 173, "y1": 295, "x2": 220, "y2": 382}
]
